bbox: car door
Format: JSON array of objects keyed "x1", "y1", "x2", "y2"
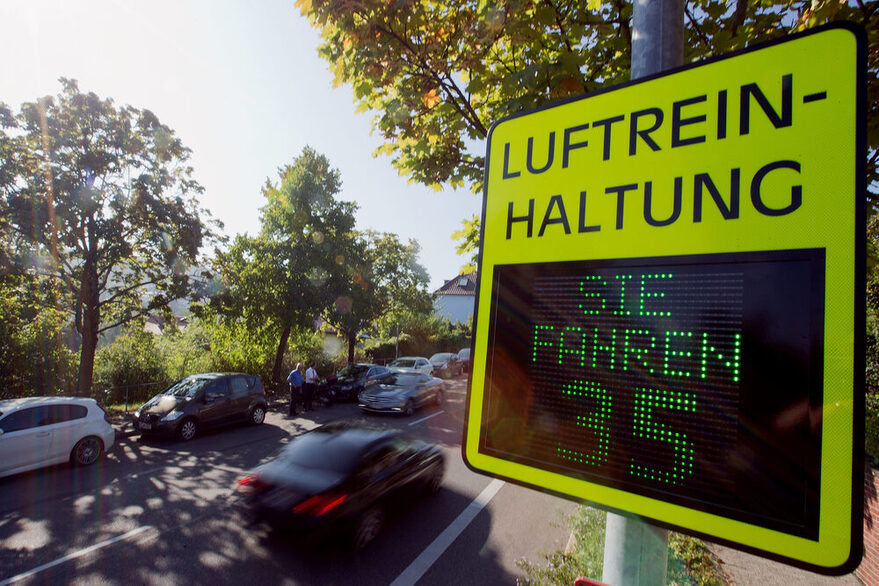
[
  {"x1": 0, "y1": 406, "x2": 52, "y2": 475},
  {"x1": 199, "y1": 378, "x2": 233, "y2": 427},
  {"x1": 416, "y1": 358, "x2": 431, "y2": 374},
  {"x1": 45, "y1": 404, "x2": 89, "y2": 463},
  {"x1": 412, "y1": 374, "x2": 431, "y2": 407},
  {"x1": 227, "y1": 375, "x2": 252, "y2": 420},
  {"x1": 359, "y1": 441, "x2": 409, "y2": 499}
]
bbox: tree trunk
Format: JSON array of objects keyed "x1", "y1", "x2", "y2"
[
  {"x1": 347, "y1": 332, "x2": 356, "y2": 365},
  {"x1": 77, "y1": 257, "x2": 100, "y2": 396},
  {"x1": 272, "y1": 323, "x2": 292, "y2": 389}
]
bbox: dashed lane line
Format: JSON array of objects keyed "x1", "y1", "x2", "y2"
[{"x1": 408, "y1": 410, "x2": 445, "y2": 426}]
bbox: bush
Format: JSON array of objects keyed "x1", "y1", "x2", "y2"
[
  {"x1": 0, "y1": 276, "x2": 78, "y2": 398},
  {"x1": 155, "y1": 320, "x2": 215, "y2": 381},
  {"x1": 517, "y1": 506, "x2": 605, "y2": 585},
  {"x1": 202, "y1": 315, "x2": 278, "y2": 386},
  {"x1": 516, "y1": 506, "x2": 726, "y2": 585},
  {"x1": 94, "y1": 327, "x2": 170, "y2": 405}
]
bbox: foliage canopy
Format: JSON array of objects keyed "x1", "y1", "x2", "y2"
[
  {"x1": 0, "y1": 79, "x2": 216, "y2": 394},
  {"x1": 297, "y1": 0, "x2": 878, "y2": 259}
]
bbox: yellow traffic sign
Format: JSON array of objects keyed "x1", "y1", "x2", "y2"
[{"x1": 464, "y1": 23, "x2": 865, "y2": 574}]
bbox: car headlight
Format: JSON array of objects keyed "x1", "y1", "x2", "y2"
[{"x1": 160, "y1": 410, "x2": 185, "y2": 422}]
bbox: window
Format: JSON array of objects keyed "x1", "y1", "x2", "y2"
[
  {"x1": 0, "y1": 406, "x2": 49, "y2": 433},
  {"x1": 360, "y1": 442, "x2": 401, "y2": 479},
  {"x1": 205, "y1": 379, "x2": 230, "y2": 400},
  {"x1": 229, "y1": 375, "x2": 250, "y2": 396},
  {"x1": 46, "y1": 404, "x2": 87, "y2": 424}
]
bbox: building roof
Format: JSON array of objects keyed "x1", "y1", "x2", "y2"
[{"x1": 434, "y1": 273, "x2": 477, "y2": 296}]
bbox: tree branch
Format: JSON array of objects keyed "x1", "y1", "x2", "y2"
[
  {"x1": 98, "y1": 278, "x2": 160, "y2": 308},
  {"x1": 685, "y1": 3, "x2": 711, "y2": 51}
]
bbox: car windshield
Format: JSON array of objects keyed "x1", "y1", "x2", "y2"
[
  {"x1": 163, "y1": 377, "x2": 210, "y2": 398},
  {"x1": 429, "y1": 353, "x2": 453, "y2": 363},
  {"x1": 380, "y1": 373, "x2": 424, "y2": 386},
  {"x1": 278, "y1": 432, "x2": 365, "y2": 474},
  {"x1": 390, "y1": 359, "x2": 416, "y2": 368},
  {"x1": 338, "y1": 365, "x2": 369, "y2": 378}
]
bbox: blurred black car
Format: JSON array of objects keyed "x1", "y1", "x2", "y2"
[
  {"x1": 358, "y1": 372, "x2": 444, "y2": 416},
  {"x1": 237, "y1": 421, "x2": 444, "y2": 550},
  {"x1": 428, "y1": 352, "x2": 463, "y2": 378},
  {"x1": 325, "y1": 363, "x2": 392, "y2": 403},
  {"x1": 133, "y1": 373, "x2": 267, "y2": 441}
]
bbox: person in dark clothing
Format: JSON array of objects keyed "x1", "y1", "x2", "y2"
[{"x1": 287, "y1": 363, "x2": 303, "y2": 416}]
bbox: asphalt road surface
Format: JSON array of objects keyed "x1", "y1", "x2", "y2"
[{"x1": 0, "y1": 378, "x2": 577, "y2": 585}]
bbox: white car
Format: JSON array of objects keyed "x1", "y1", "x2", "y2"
[
  {"x1": 388, "y1": 356, "x2": 433, "y2": 375},
  {"x1": 0, "y1": 396, "x2": 115, "y2": 478}
]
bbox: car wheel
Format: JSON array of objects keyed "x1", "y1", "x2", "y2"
[
  {"x1": 250, "y1": 405, "x2": 266, "y2": 425},
  {"x1": 403, "y1": 399, "x2": 415, "y2": 417},
  {"x1": 352, "y1": 506, "x2": 384, "y2": 551},
  {"x1": 177, "y1": 418, "x2": 198, "y2": 441},
  {"x1": 70, "y1": 436, "x2": 103, "y2": 466}
]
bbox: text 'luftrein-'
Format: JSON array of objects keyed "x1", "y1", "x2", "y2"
[{"x1": 499, "y1": 74, "x2": 829, "y2": 240}]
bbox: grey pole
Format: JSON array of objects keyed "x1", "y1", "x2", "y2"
[{"x1": 601, "y1": 0, "x2": 683, "y2": 584}]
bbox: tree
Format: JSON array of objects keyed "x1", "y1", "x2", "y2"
[
  {"x1": 210, "y1": 147, "x2": 358, "y2": 387},
  {"x1": 326, "y1": 230, "x2": 433, "y2": 364},
  {"x1": 297, "y1": 0, "x2": 879, "y2": 258},
  {"x1": 0, "y1": 79, "x2": 216, "y2": 395}
]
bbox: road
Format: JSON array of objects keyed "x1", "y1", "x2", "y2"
[{"x1": 0, "y1": 378, "x2": 578, "y2": 585}]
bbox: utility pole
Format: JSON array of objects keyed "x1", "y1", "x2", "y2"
[{"x1": 601, "y1": 0, "x2": 683, "y2": 583}]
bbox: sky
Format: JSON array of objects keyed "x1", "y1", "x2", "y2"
[{"x1": 0, "y1": 0, "x2": 483, "y2": 291}]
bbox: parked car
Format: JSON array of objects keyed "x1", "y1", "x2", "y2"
[
  {"x1": 0, "y1": 396, "x2": 115, "y2": 478},
  {"x1": 237, "y1": 421, "x2": 444, "y2": 550},
  {"x1": 133, "y1": 373, "x2": 267, "y2": 441},
  {"x1": 325, "y1": 363, "x2": 392, "y2": 403},
  {"x1": 458, "y1": 347, "x2": 471, "y2": 373},
  {"x1": 428, "y1": 352, "x2": 463, "y2": 378},
  {"x1": 358, "y1": 372, "x2": 444, "y2": 416},
  {"x1": 388, "y1": 356, "x2": 433, "y2": 375}
]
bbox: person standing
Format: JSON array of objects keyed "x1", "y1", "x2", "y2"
[
  {"x1": 304, "y1": 362, "x2": 319, "y2": 411},
  {"x1": 287, "y1": 363, "x2": 303, "y2": 416}
]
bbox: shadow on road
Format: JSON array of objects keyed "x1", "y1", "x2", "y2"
[{"x1": 0, "y1": 401, "x2": 516, "y2": 585}]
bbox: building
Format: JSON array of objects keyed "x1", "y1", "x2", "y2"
[
  {"x1": 143, "y1": 314, "x2": 189, "y2": 335},
  {"x1": 433, "y1": 273, "x2": 476, "y2": 324}
]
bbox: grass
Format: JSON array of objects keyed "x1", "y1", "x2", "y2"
[{"x1": 516, "y1": 506, "x2": 728, "y2": 585}]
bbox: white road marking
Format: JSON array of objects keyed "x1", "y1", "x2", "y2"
[
  {"x1": 0, "y1": 525, "x2": 155, "y2": 585},
  {"x1": 408, "y1": 410, "x2": 445, "y2": 426},
  {"x1": 389, "y1": 479, "x2": 505, "y2": 586}
]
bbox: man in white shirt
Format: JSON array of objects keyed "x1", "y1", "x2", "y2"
[{"x1": 304, "y1": 362, "x2": 319, "y2": 411}]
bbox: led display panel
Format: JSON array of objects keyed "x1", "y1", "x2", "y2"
[{"x1": 481, "y1": 250, "x2": 824, "y2": 539}]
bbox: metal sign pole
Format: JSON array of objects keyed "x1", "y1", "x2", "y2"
[{"x1": 601, "y1": 0, "x2": 683, "y2": 583}]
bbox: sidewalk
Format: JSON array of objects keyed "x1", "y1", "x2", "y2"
[{"x1": 706, "y1": 542, "x2": 863, "y2": 585}]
